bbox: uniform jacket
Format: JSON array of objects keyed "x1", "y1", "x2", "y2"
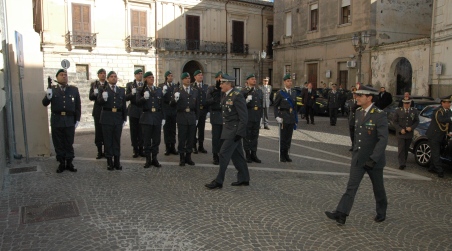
[
  {"x1": 192, "y1": 81, "x2": 209, "y2": 115},
  {"x1": 170, "y1": 86, "x2": 199, "y2": 125},
  {"x1": 346, "y1": 99, "x2": 359, "y2": 126},
  {"x1": 262, "y1": 84, "x2": 272, "y2": 108},
  {"x1": 375, "y1": 91, "x2": 392, "y2": 110},
  {"x1": 158, "y1": 82, "x2": 178, "y2": 117},
  {"x1": 97, "y1": 85, "x2": 127, "y2": 125},
  {"x1": 125, "y1": 80, "x2": 143, "y2": 118},
  {"x1": 42, "y1": 84, "x2": 81, "y2": 127},
  {"x1": 136, "y1": 85, "x2": 164, "y2": 125},
  {"x1": 393, "y1": 107, "x2": 419, "y2": 139},
  {"x1": 426, "y1": 107, "x2": 452, "y2": 142},
  {"x1": 353, "y1": 104, "x2": 388, "y2": 169},
  {"x1": 89, "y1": 80, "x2": 106, "y2": 118},
  {"x1": 302, "y1": 88, "x2": 317, "y2": 107},
  {"x1": 206, "y1": 85, "x2": 223, "y2": 125},
  {"x1": 327, "y1": 90, "x2": 341, "y2": 109},
  {"x1": 221, "y1": 88, "x2": 248, "y2": 139},
  {"x1": 273, "y1": 88, "x2": 298, "y2": 124},
  {"x1": 241, "y1": 86, "x2": 264, "y2": 122}
]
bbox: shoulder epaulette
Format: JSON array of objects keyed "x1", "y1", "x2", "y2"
[
  {"x1": 370, "y1": 107, "x2": 383, "y2": 114},
  {"x1": 356, "y1": 107, "x2": 363, "y2": 111}
]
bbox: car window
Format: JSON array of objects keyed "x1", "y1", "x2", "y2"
[{"x1": 420, "y1": 106, "x2": 439, "y2": 118}]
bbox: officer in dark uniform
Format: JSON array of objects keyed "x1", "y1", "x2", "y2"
[
  {"x1": 137, "y1": 71, "x2": 163, "y2": 168},
  {"x1": 205, "y1": 74, "x2": 250, "y2": 189},
  {"x1": 327, "y1": 83, "x2": 341, "y2": 126},
  {"x1": 126, "y1": 69, "x2": 145, "y2": 158},
  {"x1": 301, "y1": 82, "x2": 317, "y2": 124},
  {"x1": 89, "y1": 68, "x2": 107, "y2": 159},
  {"x1": 346, "y1": 88, "x2": 359, "y2": 151},
  {"x1": 325, "y1": 85, "x2": 388, "y2": 225},
  {"x1": 426, "y1": 97, "x2": 452, "y2": 178},
  {"x1": 241, "y1": 73, "x2": 263, "y2": 163},
  {"x1": 42, "y1": 69, "x2": 81, "y2": 173},
  {"x1": 393, "y1": 99, "x2": 419, "y2": 170},
  {"x1": 170, "y1": 72, "x2": 199, "y2": 166},
  {"x1": 159, "y1": 70, "x2": 178, "y2": 156},
  {"x1": 274, "y1": 74, "x2": 298, "y2": 162},
  {"x1": 98, "y1": 71, "x2": 127, "y2": 171},
  {"x1": 192, "y1": 70, "x2": 209, "y2": 154},
  {"x1": 206, "y1": 71, "x2": 224, "y2": 165}
]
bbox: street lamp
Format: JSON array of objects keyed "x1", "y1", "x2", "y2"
[
  {"x1": 253, "y1": 50, "x2": 267, "y2": 83},
  {"x1": 351, "y1": 31, "x2": 370, "y2": 84}
]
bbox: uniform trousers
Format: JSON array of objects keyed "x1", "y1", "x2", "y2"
[
  {"x1": 211, "y1": 124, "x2": 223, "y2": 154},
  {"x1": 142, "y1": 124, "x2": 161, "y2": 155},
  {"x1": 262, "y1": 108, "x2": 269, "y2": 126},
  {"x1": 215, "y1": 139, "x2": 250, "y2": 184},
  {"x1": 178, "y1": 123, "x2": 196, "y2": 154},
  {"x1": 94, "y1": 115, "x2": 103, "y2": 147},
  {"x1": 280, "y1": 123, "x2": 294, "y2": 152},
  {"x1": 129, "y1": 116, "x2": 143, "y2": 149},
  {"x1": 428, "y1": 139, "x2": 444, "y2": 173},
  {"x1": 349, "y1": 126, "x2": 355, "y2": 147},
  {"x1": 329, "y1": 108, "x2": 338, "y2": 125},
  {"x1": 195, "y1": 110, "x2": 207, "y2": 144},
  {"x1": 397, "y1": 138, "x2": 412, "y2": 166},
  {"x1": 52, "y1": 126, "x2": 75, "y2": 161},
  {"x1": 163, "y1": 112, "x2": 177, "y2": 145},
  {"x1": 244, "y1": 121, "x2": 260, "y2": 151},
  {"x1": 102, "y1": 124, "x2": 123, "y2": 157},
  {"x1": 305, "y1": 105, "x2": 315, "y2": 122}
]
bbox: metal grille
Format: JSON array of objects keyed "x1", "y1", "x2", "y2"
[
  {"x1": 9, "y1": 166, "x2": 37, "y2": 174},
  {"x1": 20, "y1": 201, "x2": 80, "y2": 224}
]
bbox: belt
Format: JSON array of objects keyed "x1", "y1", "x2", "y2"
[
  {"x1": 280, "y1": 108, "x2": 294, "y2": 112},
  {"x1": 211, "y1": 108, "x2": 222, "y2": 111},
  {"x1": 248, "y1": 107, "x2": 261, "y2": 111},
  {"x1": 143, "y1": 108, "x2": 160, "y2": 112},
  {"x1": 53, "y1": 111, "x2": 74, "y2": 116},
  {"x1": 178, "y1": 108, "x2": 193, "y2": 112},
  {"x1": 103, "y1": 107, "x2": 122, "y2": 112}
]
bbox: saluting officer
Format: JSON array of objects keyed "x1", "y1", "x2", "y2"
[
  {"x1": 325, "y1": 85, "x2": 388, "y2": 225},
  {"x1": 42, "y1": 69, "x2": 81, "y2": 173},
  {"x1": 89, "y1": 68, "x2": 107, "y2": 159},
  {"x1": 328, "y1": 83, "x2": 341, "y2": 126},
  {"x1": 171, "y1": 72, "x2": 199, "y2": 166},
  {"x1": 425, "y1": 97, "x2": 452, "y2": 178},
  {"x1": 126, "y1": 69, "x2": 145, "y2": 158},
  {"x1": 274, "y1": 74, "x2": 298, "y2": 162},
  {"x1": 98, "y1": 71, "x2": 127, "y2": 171},
  {"x1": 241, "y1": 73, "x2": 263, "y2": 163},
  {"x1": 346, "y1": 87, "x2": 359, "y2": 151},
  {"x1": 137, "y1": 71, "x2": 163, "y2": 168},
  {"x1": 393, "y1": 99, "x2": 419, "y2": 170},
  {"x1": 192, "y1": 70, "x2": 209, "y2": 154},
  {"x1": 159, "y1": 70, "x2": 178, "y2": 156},
  {"x1": 205, "y1": 74, "x2": 250, "y2": 189},
  {"x1": 206, "y1": 71, "x2": 224, "y2": 165}
]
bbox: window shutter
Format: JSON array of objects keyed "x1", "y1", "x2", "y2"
[
  {"x1": 72, "y1": 3, "x2": 90, "y2": 32},
  {"x1": 131, "y1": 10, "x2": 147, "y2": 37}
]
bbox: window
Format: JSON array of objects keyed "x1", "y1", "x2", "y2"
[
  {"x1": 285, "y1": 65, "x2": 291, "y2": 74},
  {"x1": 310, "y1": 4, "x2": 318, "y2": 31},
  {"x1": 134, "y1": 65, "x2": 145, "y2": 73},
  {"x1": 232, "y1": 21, "x2": 245, "y2": 53},
  {"x1": 267, "y1": 25, "x2": 274, "y2": 57},
  {"x1": 131, "y1": 10, "x2": 147, "y2": 38},
  {"x1": 76, "y1": 64, "x2": 89, "y2": 80},
  {"x1": 234, "y1": 68, "x2": 241, "y2": 86},
  {"x1": 72, "y1": 3, "x2": 91, "y2": 34},
  {"x1": 285, "y1": 12, "x2": 292, "y2": 36},
  {"x1": 186, "y1": 15, "x2": 200, "y2": 50},
  {"x1": 32, "y1": 0, "x2": 42, "y2": 33},
  {"x1": 307, "y1": 64, "x2": 318, "y2": 88},
  {"x1": 340, "y1": 0, "x2": 351, "y2": 24}
]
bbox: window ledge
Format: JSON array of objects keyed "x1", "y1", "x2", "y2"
[
  {"x1": 307, "y1": 30, "x2": 318, "y2": 34},
  {"x1": 337, "y1": 22, "x2": 352, "y2": 28}
]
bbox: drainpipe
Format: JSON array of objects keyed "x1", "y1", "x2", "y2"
[
  {"x1": 154, "y1": 1, "x2": 158, "y2": 82},
  {"x1": 225, "y1": 0, "x2": 230, "y2": 73},
  {"x1": 429, "y1": 0, "x2": 437, "y2": 98}
]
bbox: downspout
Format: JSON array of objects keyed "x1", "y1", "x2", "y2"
[
  {"x1": 260, "y1": 6, "x2": 265, "y2": 84},
  {"x1": 225, "y1": 0, "x2": 230, "y2": 73},
  {"x1": 154, "y1": 1, "x2": 158, "y2": 82},
  {"x1": 429, "y1": 0, "x2": 437, "y2": 98}
]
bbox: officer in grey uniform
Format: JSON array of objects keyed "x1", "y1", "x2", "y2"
[
  {"x1": 206, "y1": 71, "x2": 224, "y2": 165},
  {"x1": 241, "y1": 73, "x2": 263, "y2": 163},
  {"x1": 393, "y1": 99, "x2": 419, "y2": 170},
  {"x1": 159, "y1": 70, "x2": 178, "y2": 156},
  {"x1": 192, "y1": 70, "x2": 209, "y2": 154},
  {"x1": 126, "y1": 69, "x2": 145, "y2": 158},
  {"x1": 98, "y1": 71, "x2": 127, "y2": 171},
  {"x1": 261, "y1": 77, "x2": 271, "y2": 129},
  {"x1": 42, "y1": 69, "x2": 81, "y2": 173},
  {"x1": 426, "y1": 97, "x2": 452, "y2": 178},
  {"x1": 274, "y1": 73, "x2": 298, "y2": 162},
  {"x1": 89, "y1": 68, "x2": 107, "y2": 159},
  {"x1": 325, "y1": 85, "x2": 388, "y2": 225},
  {"x1": 137, "y1": 71, "x2": 163, "y2": 168},
  {"x1": 171, "y1": 72, "x2": 199, "y2": 166},
  {"x1": 327, "y1": 83, "x2": 340, "y2": 126},
  {"x1": 205, "y1": 74, "x2": 250, "y2": 189},
  {"x1": 346, "y1": 88, "x2": 359, "y2": 151}
]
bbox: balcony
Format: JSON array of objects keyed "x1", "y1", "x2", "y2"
[
  {"x1": 154, "y1": 38, "x2": 227, "y2": 54},
  {"x1": 65, "y1": 31, "x2": 96, "y2": 51},
  {"x1": 266, "y1": 44, "x2": 273, "y2": 58},
  {"x1": 230, "y1": 43, "x2": 249, "y2": 55},
  {"x1": 126, "y1": 36, "x2": 153, "y2": 52}
]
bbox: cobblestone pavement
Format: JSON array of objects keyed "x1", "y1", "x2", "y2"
[{"x1": 1, "y1": 114, "x2": 452, "y2": 250}]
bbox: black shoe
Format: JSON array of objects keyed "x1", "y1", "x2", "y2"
[
  {"x1": 132, "y1": 152, "x2": 139, "y2": 158},
  {"x1": 107, "y1": 157, "x2": 114, "y2": 171},
  {"x1": 179, "y1": 153, "x2": 185, "y2": 166},
  {"x1": 164, "y1": 145, "x2": 171, "y2": 156},
  {"x1": 264, "y1": 126, "x2": 270, "y2": 130},
  {"x1": 245, "y1": 150, "x2": 253, "y2": 163},
  {"x1": 170, "y1": 144, "x2": 179, "y2": 155},
  {"x1": 349, "y1": 148, "x2": 353, "y2": 151},
  {"x1": 144, "y1": 156, "x2": 151, "y2": 168},
  {"x1": 213, "y1": 154, "x2": 219, "y2": 165},
  {"x1": 96, "y1": 145, "x2": 104, "y2": 159},
  {"x1": 251, "y1": 151, "x2": 262, "y2": 163},
  {"x1": 438, "y1": 172, "x2": 445, "y2": 178},
  {"x1": 151, "y1": 154, "x2": 162, "y2": 168},
  {"x1": 311, "y1": 122, "x2": 315, "y2": 125},
  {"x1": 205, "y1": 180, "x2": 223, "y2": 189},
  {"x1": 325, "y1": 211, "x2": 347, "y2": 225},
  {"x1": 231, "y1": 181, "x2": 249, "y2": 186},
  {"x1": 114, "y1": 156, "x2": 122, "y2": 170},
  {"x1": 280, "y1": 154, "x2": 287, "y2": 162},
  {"x1": 284, "y1": 152, "x2": 292, "y2": 162},
  {"x1": 56, "y1": 161, "x2": 65, "y2": 173},
  {"x1": 198, "y1": 144, "x2": 208, "y2": 154},
  {"x1": 374, "y1": 214, "x2": 386, "y2": 223},
  {"x1": 306, "y1": 121, "x2": 310, "y2": 124},
  {"x1": 193, "y1": 144, "x2": 198, "y2": 154},
  {"x1": 66, "y1": 159, "x2": 77, "y2": 172},
  {"x1": 399, "y1": 165, "x2": 406, "y2": 170},
  {"x1": 185, "y1": 153, "x2": 195, "y2": 166}
]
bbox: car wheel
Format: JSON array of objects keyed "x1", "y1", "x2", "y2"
[{"x1": 414, "y1": 140, "x2": 431, "y2": 167}]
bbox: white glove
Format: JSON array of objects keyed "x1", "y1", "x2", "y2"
[
  {"x1": 46, "y1": 88, "x2": 52, "y2": 100},
  {"x1": 102, "y1": 91, "x2": 108, "y2": 101},
  {"x1": 206, "y1": 112, "x2": 210, "y2": 119},
  {"x1": 132, "y1": 88, "x2": 136, "y2": 95},
  {"x1": 276, "y1": 117, "x2": 283, "y2": 124},
  {"x1": 174, "y1": 92, "x2": 180, "y2": 101},
  {"x1": 196, "y1": 120, "x2": 198, "y2": 126},
  {"x1": 163, "y1": 85, "x2": 168, "y2": 94},
  {"x1": 123, "y1": 121, "x2": 127, "y2": 128},
  {"x1": 94, "y1": 88, "x2": 98, "y2": 95},
  {"x1": 144, "y1": 91, "x2": 150, "y2": 99},
  {"x1": 246, "y1": 95, "x2": 252, "y2": 103},
  {"x1": 162, "y1": 119, "x2": 166, "y2": 126},
  {"x1": 75, "y1": 121, "x2": 79, "y2": 129}
]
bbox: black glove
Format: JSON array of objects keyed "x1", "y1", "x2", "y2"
[
  {"x1": 363, "y1": 159, "x2": 376, "y2": 171},
  {"x1": 216, "y1": 80, "x2": 221, "y2": 89},
  {"x1": 234, "y1": 135, "x2": 242, "y2": 142}
]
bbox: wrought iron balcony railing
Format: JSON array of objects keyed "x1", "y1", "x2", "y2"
[
  {"x1": 266, "y1": 44, "x2": 273, "y2": 58},
  {"x1": 126, "y1": 36, "x2": 153, "y2": 51},
  {"x1": 230, "y1": 43, "x2": 249, "y2": 54},
  {"x1": 65, "y1": 32, "x2": 97, "y2": 49},
  {"x1": 155, "y1": 38, "x2": 227, "y2": 54}
]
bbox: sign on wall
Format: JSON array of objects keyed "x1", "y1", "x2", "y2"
[{"x1": 15, "y1": 31, "x2": 24, "y2": 79}]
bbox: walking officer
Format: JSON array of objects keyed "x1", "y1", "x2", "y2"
[
  {"x1": 327, "y1": 83, "x2": 340, "y2": 126},
  {"x1": 206, "y1": 71, "x2": 224, "y2": 165},
  {"x1": 192, "y1": 70, "x2": 209, "y2": 154},
  {"x1": 301, "y1": 82, "x2": 317, "y2": 125},
  {"x1": 137, "y1": 71, "x2": 163, "y2": 168},
  {"x1": 393, "y1": 99, "x2": 419, "y2": 170},
  {"x1": 205, "y1": 74, "x2": 250, "y2": 189},
  {"x1": 346, "y1": 87, "x2": 359, "y2": 151},
  {"x1": 42, "y1": 69, "x2": 81, "y2": 173},
  {"x1": 126, "y1": 69, "x2": 145, "y2": 158},
  {"x1": 274, "y1": 73, "x2": 298, "y2": 162},
  {"x1": 89, "y1": 68, "x2": 107, "y2": 159},
  {"x1": 171, "y1": 72, "x2": 199, "y2": 166},
  {"x1": 325, "y1": 85, "x2": 388, "y2": 225},
  {"x1": 261, "y1": 77, "x2": 271, "y2": 130},
  {"x1": 159, "y1": 70, "x2": 178, "y2": 156},
  {"x1": 241, "y1": 73, "x2": 263, "y2": 163},
  {"x1": 98, "y1": 71, "x2": 127, "y2": 171}
]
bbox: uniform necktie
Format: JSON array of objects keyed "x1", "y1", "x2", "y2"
[
  {"x1": 113, "y1": 86, "x2": 116, "y2": 93},
  {"x1": 186, "y1": 87, "x2": 189, "y2": 94},
  {"x1": 405, "y1": 109, "x2": 408, "y2": 114}
]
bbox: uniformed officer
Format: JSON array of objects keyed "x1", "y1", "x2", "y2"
[
  {"x1": 137, "y1": 71, "x2": 163, "y2": 168},
  {"x1": 98, "y1": 71, "x2": 127, "y2": 171},
  {"x1": 206, "y1": 71, "x2": 224, "y2": 165},
  {"x1": 327, "y1": 83, "x2": 341, "y2": 126},
  {"x1": 274, "y1": 73, "x2": 298, "y2": 162},
  {"x1": 346, "y1": 88, "x2": 359, "y2": 151},
  {"x1": 393, "y1": 99, "x2": 419, "y2": 170},
  {"x1": 171, "y1": 72, "x2": 199, "y2": 166},
  {"x1": 241, "y1": 73, "x2": 263, "y2": 163},
  {"x1": 302, "y1": 82, "x2": 317, "y2": 125},
  {"x1": 89, "y1": 68, "x2": 107, "y2": 159},
  {"x1": 126, "y1": 69, "x2": 145, "y2": 158},
  {"x1": 425, "y1": 97, "x2": 452, "y2": 178},
  {"x1": 192, "y1": 70, "x2": 209, "y2": 154},
  {"x1": 205, "y1": 74, "x2": 250, "y2": 189},
  {"x1": 325, "y1": 85, "x2": 388, "y2": 225},
  {"x1": 158, "y1": 70, "x2": 178, "y2": 156},
  {"x1": 42, "y1": 69, "x2": 81, "y2": 173},
  {"x1": 261, "y1": 77, "x2": 272, "y2": 130}
]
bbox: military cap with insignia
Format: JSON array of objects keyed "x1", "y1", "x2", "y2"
[
  {"x1": 107, "y1": 71, "x2": 116, "y2": 78},
  {"x1": 246, "y1": 73, "x2": 255, "y2": 80},
  {"x1": 134, "y1": 69, "x2": 143, "y2": 75},
  {"x1": 439, "y1": 94, "x2": 452, "y2": 103},
  {"x1": 193, "y1": 70, "x2": 202, "y2": 76},
  {"x1": 56, "y1": 69, "x2": 67, "y2": 77},
  {"x1": 215, "y1": 71, "x2": 223, "y2": 78},
  {"x1": 402, "y1": 99, "x2": 412, "y2": 103},
  {"x1": 220, "y1": 74, "x2": 236, "y2": 83},
  {"x1": 143, "y1": 71, "x2": 153, "y2": 78},
  {"x1": 283, "y1": 73, "x2": 291, "y2": 81},
  {"x1": 97, "y1": 68, "x2": 106, "y2": 74},
  {"x1": 181, "y1": 72, "x2": 190, "y2": 79},
  {"x1": 164, "y1": 71, "x2": 172, "y2": 78},
  {"x1": 355, "y1": 85, "x2": 379, "y2": 95}
]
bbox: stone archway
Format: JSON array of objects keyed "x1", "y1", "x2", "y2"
[
  {"x1": 182, "y1": 60, "x2": 204, "y2": 83},
  {"x1": 390, "y1": 57, "x2": 413, "y2": 95}
]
